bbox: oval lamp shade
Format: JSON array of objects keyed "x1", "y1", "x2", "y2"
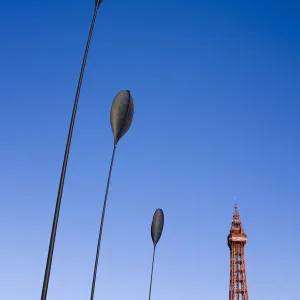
[
  {"x1": 151, "y1": 209, "x2": 164, "y2": 246},
  {"x1": 110, "y1": 90, "x2": 134, "y2": 144}
]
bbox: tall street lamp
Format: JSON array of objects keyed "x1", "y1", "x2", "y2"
[
  {"x1": 89, "y1": 90, "x2": 134, "y2": 300},
  {"x1": 149, "y1": 208, "x2": 165, "y2": 300},
  {"x1": 41, "y1": 1, "x2": 104, "y2": 299}
]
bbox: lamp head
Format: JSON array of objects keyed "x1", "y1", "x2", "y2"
[
  {"x1": 110, "y1": 90, "x2": 134, "y2": 145},
  {"x1": 151, "y1": 209, "x2": 164, "y2": 246}
]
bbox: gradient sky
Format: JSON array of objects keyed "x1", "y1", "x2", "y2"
[{"x1": 0, "y1": 0, "x2": 299, "y2": 299}]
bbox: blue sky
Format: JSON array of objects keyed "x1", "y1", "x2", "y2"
[{"x1": 0, "y1": 0, "x2": 299, "y2": 299}]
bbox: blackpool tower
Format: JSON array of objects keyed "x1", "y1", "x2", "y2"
[{"x1": 228, "y1": 204, "x2": 249, "y2": 300}]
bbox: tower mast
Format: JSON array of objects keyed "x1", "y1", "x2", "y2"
[{"x1": 228, "y1": 204, "x2": 249, "y2": 300}]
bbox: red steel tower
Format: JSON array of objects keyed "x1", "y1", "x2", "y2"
[{"x1": 227, "y1": 204, "x2": 249, "y2": 300}]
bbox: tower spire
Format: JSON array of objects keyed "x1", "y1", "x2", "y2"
[{"x1": 233, "y1": 203, "x2": 239, "y2": 220}]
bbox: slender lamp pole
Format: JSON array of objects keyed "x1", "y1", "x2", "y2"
[
  {"x1": 90, "y1": 90, "x2": 134, "y2": 300},
  {"x1": 149, "y1": 208, "x2": 164, "y2": 300},
  {"x1": 40, "y1": 2, "x2": 103, "y2": 299}
]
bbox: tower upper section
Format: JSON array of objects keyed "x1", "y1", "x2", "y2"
[{"x1": 227, "y1": 204, "x2": 247, "y2": 248}]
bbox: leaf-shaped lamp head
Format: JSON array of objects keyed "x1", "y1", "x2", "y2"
[
  {"x1": 95, "y1": 0, "x2": 104, "y2": 7},
  {"x1": 151, "y1": 209, "x2": 164, "y2": 246},
  {"x1": 110, "y1": 90, "x2": 134, "y2": 145}
]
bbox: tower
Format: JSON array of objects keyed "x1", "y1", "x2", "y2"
[{"x1": 228, "y1": 204, "x2": 249, "y2": 300}]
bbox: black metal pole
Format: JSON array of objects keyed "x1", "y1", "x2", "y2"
[
  {"x1": 41, "y1": 4, "x2": 101, "y2": 300},
  {"x1": 148, "y1": 245, "x2": 156, "y2": 300},
  {"x1": 90, "y1": 143, "x2": 117, "y2": 300}
]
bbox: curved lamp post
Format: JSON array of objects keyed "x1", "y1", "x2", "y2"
[
  {"x1": 149, "y1": 208, "x2": 164, "y2": 300},
  {"x1": 40, "y1": 1, "x2": 104, "y2": 299},
  {"x1": 90, "y1": 90, "x2": 134, "y2": 300}
]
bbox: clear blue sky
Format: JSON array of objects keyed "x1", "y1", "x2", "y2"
[{"x1": 0, "y1": 0, "x2": 299, "y2": 299}]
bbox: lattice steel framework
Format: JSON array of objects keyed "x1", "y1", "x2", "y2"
[{"x1": 227, "y1": 204, "x2": 249, "y2": 300}]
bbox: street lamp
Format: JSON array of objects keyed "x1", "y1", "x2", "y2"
[
  {"x1": 149, "y1": 208, "x2": 165, "y2": 300},
  {"x1": 41, "y1": 1, "x2": 104, "y2": 299},
  {"x1": 89, "y1": 90, "x2": 134, "y2": 300}
]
